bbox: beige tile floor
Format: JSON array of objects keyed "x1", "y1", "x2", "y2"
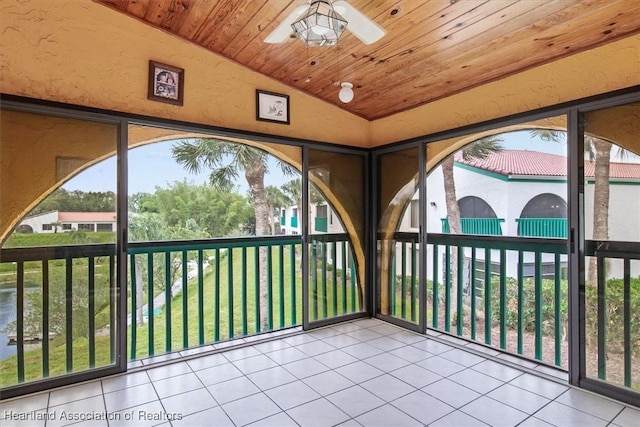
[{"x1": 1, "y1": 319, "x2": 638, "y2": 427}]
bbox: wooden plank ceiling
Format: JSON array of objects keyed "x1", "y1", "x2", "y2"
[{"x1": 96, "y1": 0, "x2": 640, "y2": 120}]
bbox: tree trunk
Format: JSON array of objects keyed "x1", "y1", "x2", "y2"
[
  {"x1": 587, "y1": 140, "x2": 611, "y2": 286},
  {"x1": 267, "y1": 203, "x2": 275, "y2": 235},
  {"x1": 441, "y1": 156, "x2": 461, "y2": 326},
  {"x1": 245, "y1": 161, "x2": 270, "y2": 331}
]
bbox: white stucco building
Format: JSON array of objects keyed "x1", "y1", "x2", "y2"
[
  {"x1": 396, "y1": 150, "x2": 640, "y2": 284},
  {"x1": 17, "y1": 211, "x2": 117, "y2": 234}
]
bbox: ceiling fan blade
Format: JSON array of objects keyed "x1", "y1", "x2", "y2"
[
  {"x1": 334, "y1": 1, "x2": 385, "y2": 45},
  {"x1": 264, "y1": 5, "x2": 308, "y2": 43}
]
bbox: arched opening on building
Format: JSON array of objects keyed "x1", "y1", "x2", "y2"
[
  {"x1": 517, "y1": 193, "x2": 567, "y2": 238},
  {"x1": 520, "y1": 193, "x2": 567, "y2": 218},
  {"x1": 458, "y1": 195, "x2": 498, "y2": 218}
]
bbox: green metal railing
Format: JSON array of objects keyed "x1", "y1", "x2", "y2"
[
  {"x1": 1, "y1": 234, "x2": 364, "y2": 390},
  {"x1": 441, "y1": 218, "x2": 504, "y2": 235},
  {"x1": 128, "y1": 233, "x2": 360, "y2": 359},
  {"x1": 387, "y1": 233, "x2": 419, "y2": 323},
  {"x1": 586, "y1": 240, "x2": 639, "y2": 391},
  {"x1": 127, "y1": 235, "x2": 304, "y2": 360},
  {"x1": 391, "y1": 232, "x2": 569, "y2": 368},
  {"x1": 308, "y1": 234, "x2": 361, "y2": 322},
  {"x1": 516, "y1": 218, "x2": 567, "y2": 238},
  {"x1": 314, "y1": 217, "x2": 328, "y2": 232},
  {"x1": 0, "y1": 244, "x2": 117, "y2": 387}
]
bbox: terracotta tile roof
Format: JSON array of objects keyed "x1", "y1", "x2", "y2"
[
  {"x1": 58, "y1": 212, "x2": 116, "y2": 222},
  {"x1": 455, "y1": 150, "x2": 640, "y2": 179}
]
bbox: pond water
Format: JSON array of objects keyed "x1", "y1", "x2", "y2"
[{"x1": 0, "y1": 288, "x2": 17, "y2": 360}]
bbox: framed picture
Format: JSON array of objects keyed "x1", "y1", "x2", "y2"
[
  {"x1": 148, "y1": 60, "x2": 184, "y2": 106},
  {"x1": 256, "y1": 90, "x2": 290, "y2": 124}
]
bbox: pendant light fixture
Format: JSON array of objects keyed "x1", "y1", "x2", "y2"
[{"x1": 291, "y1": 0, "x2": 348, "y2": 47}]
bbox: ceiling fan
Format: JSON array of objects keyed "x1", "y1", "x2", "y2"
[{"x1": 264, "y1": 0, "x2": 385, "y2": 46}]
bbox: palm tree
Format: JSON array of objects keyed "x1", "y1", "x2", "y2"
[
  {"x1": 441, "y1": 137, "x2": 503, "y2": 324},
  {"x1": 532, "y1": 129, "x2": 616, "y2": 285},
  {"x1": 51, "y1": 221, "x2": 62, "y2": 234},
  {"x1": 281, "y1": 178, "x2": 325, "y2": 211},
  {"x1": 442, "y1": 137, "x2": 504, "y2": 236},
  {"x1": 172, "y1": 139, "x2": 294, "y2": 330},
  {"x1": 265, "y1": 185, "x2": 292, "y2": 235},
  {"x1": 281, "y1": 178, "x2": 302, "y2": 214}
]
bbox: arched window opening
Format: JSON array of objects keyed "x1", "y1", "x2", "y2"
[
  {"x1": 517, "y1": 193, "x2": 567, "y2": 238},
  {"x1": 458, "y1": 196, "x2": 498, "y2": 218}
]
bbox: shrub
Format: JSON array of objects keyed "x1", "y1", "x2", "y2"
[
  {"x1": 585, "y1": 278, "x2": 640, "y2": 356},
  {"x1": 489, "y1": 277, "x2": 568, "y2": 337}
]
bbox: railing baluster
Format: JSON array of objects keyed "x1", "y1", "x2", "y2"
[
  {"x1": 267, "y1": 245, "x2": 273, "y2": 330},
  {"x1": 148, "y1": 253, "x2": 154, "y2": 356},
  {"x1": 517, "y1": 251, "x2": 524, "y2": 356},
  {"x1": 181, "y1": 250, "x2": 188, "y2": 348},
  {"x1": 130, "y1": 253, "x2": 137, "y2": 360},
  {"x1": 42, "y1": 260, "x2": 50, "y2": 377},
  {"x1": 401, "y1": 241, "x2": 407, "y2": 320},
  {"x1": 470, "y1": 248, "x2": 476, "y2": 340},
  {"x1": 279, "y1": 244, "x2": 285, "y2": 328},
  {"x1": 332, "y1": 241, "x2": 338, "y2": 317},
  {"x1": 311, "y1": 243, "x2": 318, "y2": 320},
  {"x1": 215, "y1": 248, "x2": 221, "y2": 341},
  {"x1": 17, "y1": 261, "x2": 25, "y2": 383},
  {"x1": 321, "y1": 242, "x2": 327, "y2": 319},
  {"x1": 88, "y1": 257, "x2": 96, "y2": 367},
  {"x1": 198, "y1": 249, "x2": 204, "y2": 345},
  {"x1": 228, "y1": 247, "x2": 234, "y2": 339},
  {"x1": 484, "y1": 248, "x2": 492, "y2": 345},
  {"x1": 165, "y1": 252, "x2": 172, "y2": 352},
  {"x1": 597, "y1": 256, "x2": 606, "y2": 380},
  {"x1": 290, "y1": 244, "x2": 296, "y2": 324},
  {"x1": 341, "y1": 241, "x2": 347, "y2": 314},
  {"x1": 499, "y1": 249, "x2": 506, "y2": 350},
  {"x1": 349, "y1": 252, "x2": 356, "y2": 311},
  {"x1": 445, "y1": 245, "x2": 451, "y2": 332},
  {"x1": 391, "y1": 244, "x2": 396, "y2": 316},
  {"x1": 554, "y1": 253, "x2": 561, "y2": 366},
  {"x1": 65, "y1": 258, "x2": 73, "y2": 373},
  {"x1": 411, "y1": 241, "x2": 417, "y2": 323},
  {"x1": 457, "y1": 245, "x2": 464, "y2": 336},
  {"x1": 242, "y1": 247, "x2": 248, "y2": 335},
  {"x1": 254, "y1": 246, "x2": 260, "y2": 333},
  {"x1": 109, "y1": 255, "x2": 115, "y2": 364},
  {"x1": 534, "y1": 251, "x2": 543, "y2": 361},
  {"x1": 433, "y1": 244, "x2": 439, "y2": 329},
  {"x1": 623, "y1": 259, "x2": 631, "y2": 387}
]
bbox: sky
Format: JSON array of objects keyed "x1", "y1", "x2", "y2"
[
  {"x1": 62, "y1": 131, "x2": 639, "y2": 193},
  {"x1": 64, "y1": 139, "x2": 296, "y2": 194}
]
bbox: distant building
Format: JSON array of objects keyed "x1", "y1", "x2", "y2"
[
  {"x1": 415, "y1": 150, "x2": 640, "y2": 242},
  {"x1": 17, "y1": 211, "x2": 116, "y2": 233},
  {"x1": 279, "y1": 203, "x2": 344, "y2": 235},
  {"x1": 398, "y1": 150, "x2": 640, "y2": 283}
]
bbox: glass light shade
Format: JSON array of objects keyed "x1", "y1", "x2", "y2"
[
  {"x1": 339, "y1": 82, "x2": 354, "y2": 103},
  {"x1": 291, "y1": 0, "x2": 348, "y2": 47}
]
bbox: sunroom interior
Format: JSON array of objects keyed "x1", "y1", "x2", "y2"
[{"x1": 1, "y1": 0, "x2": 639, "y2": 425}]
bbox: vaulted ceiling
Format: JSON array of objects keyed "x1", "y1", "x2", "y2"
[{"x1": 96, "y1": 0, "x2": 640, "y2": 120}]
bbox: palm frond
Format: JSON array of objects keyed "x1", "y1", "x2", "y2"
[
  {"x1": 278, "y1": 161, "x2": 296, "y2": 177},
  {"x1": 233, "y1": 144, "x2": 268, "y2": 171},
  {"x1": 461, "y1": 137, "x2": 503, "y2": 161},
  {"x1": 530, "y1": 129, "x2": 565, "y2": 144},
  {"x1": 209, "y1": 164, "x2": 238, "y2": 192}
]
